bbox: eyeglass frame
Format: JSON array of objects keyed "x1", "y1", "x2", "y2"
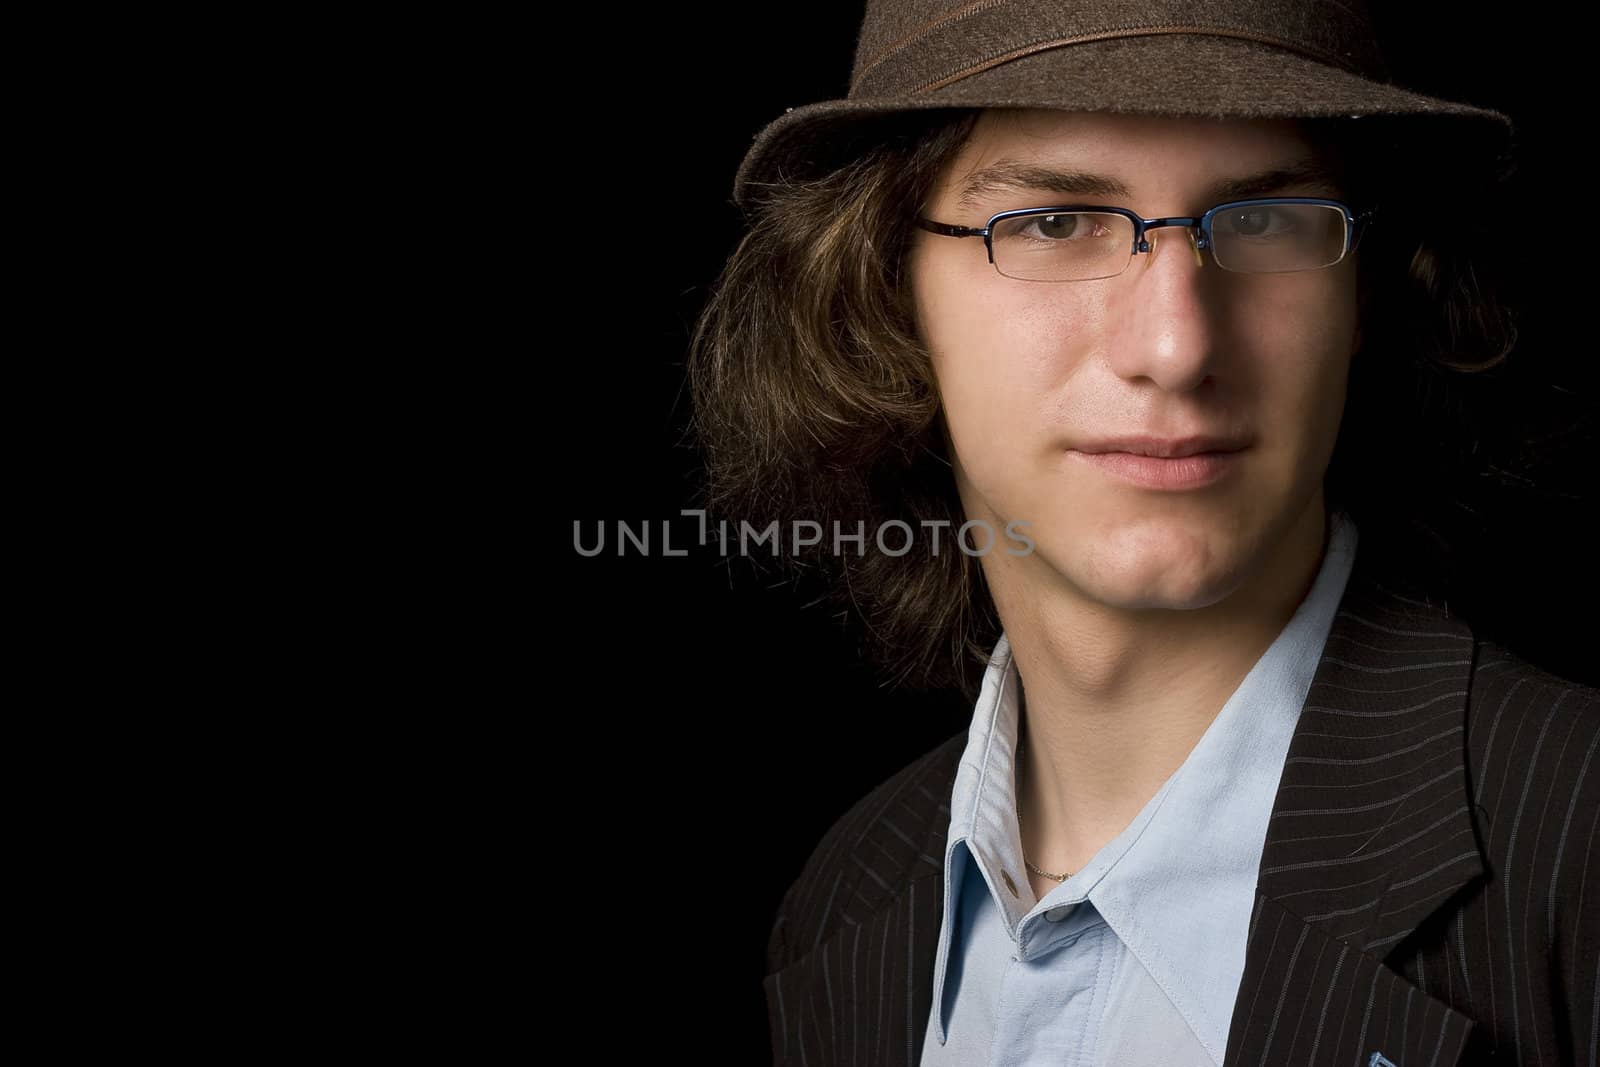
[{"x1": 914, "y1": 197, "x2": 1380, "y2": 280}]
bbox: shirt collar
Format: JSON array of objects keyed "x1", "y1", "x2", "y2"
[{"x1": 928, "y1": 509, "x2": 1360, "y2": 1056}]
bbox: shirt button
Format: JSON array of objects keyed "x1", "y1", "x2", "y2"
[{"x1": 1046, "y1": 906, "x2": 1073, "y2": 922}]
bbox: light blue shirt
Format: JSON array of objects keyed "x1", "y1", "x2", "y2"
[{"x1": 922, "y1": 510, "x2": 1359, "y2": 1066}]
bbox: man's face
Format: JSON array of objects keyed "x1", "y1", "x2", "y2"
[{"x1": 908, "y1": 110, "x2": 1361, "y2": 611}]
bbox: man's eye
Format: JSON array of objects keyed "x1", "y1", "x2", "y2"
[
  {"x1": 1018, "y1": 215, "x2": 1106, "y2": 241},
  {"x1": 1223, "y1": 207, "x2": 1296, "y2": 239}
]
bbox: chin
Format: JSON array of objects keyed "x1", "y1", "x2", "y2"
[
  {"x1": 1059, "y1": 524, "x2": 1253, "y2": 608},
  {"x1": 1109, "y1": 572, "x2": 1245, "y2": 612}
]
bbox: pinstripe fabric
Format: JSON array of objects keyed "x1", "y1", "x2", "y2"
[{"x1": 762, "y1": 554, "x2": 1600, "y2": 1066}]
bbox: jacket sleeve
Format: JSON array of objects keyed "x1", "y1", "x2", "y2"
[{"x1": 1554, "y1": 683, "x2": 1600, "y2": 1064}]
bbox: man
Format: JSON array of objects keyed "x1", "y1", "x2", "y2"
[{"x1": 688, "y1": 2, "x2": 1597, "y2": 1064}]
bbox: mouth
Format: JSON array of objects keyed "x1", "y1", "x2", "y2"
[
  {"x1": 1073, "y1": 435, "x2": 1251, "y2": 459},
  {"x1": 1067, "y1": 446, "x2": 1246, "y2": 490}
]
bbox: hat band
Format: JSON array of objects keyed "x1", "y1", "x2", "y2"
[
  {"x1": 849, "y1": 0, "x2": 1390, "y2": 98},
  {"x1": 883, "y1": 26, "x2": 1371, "y2": 96}
]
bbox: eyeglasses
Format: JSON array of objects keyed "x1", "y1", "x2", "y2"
[{"x1": 915, "y1": 198, "x2": 1378, "y2": 282}]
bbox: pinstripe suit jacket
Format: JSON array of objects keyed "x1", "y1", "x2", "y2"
[{"x1": 763, "y1": 558, "x2": 1600, "y2": 1066}]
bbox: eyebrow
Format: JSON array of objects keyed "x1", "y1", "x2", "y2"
[{"x1": 953, "y1": 156, "x2": 1345, "y2": 212}]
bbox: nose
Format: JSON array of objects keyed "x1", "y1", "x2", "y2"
[
  {"x1": 1107, "y1": 225, "x2": 1225, "y2": 392},
  {"x1": 1141, "y1": 226, "x2": 1206, "y2": 267}
]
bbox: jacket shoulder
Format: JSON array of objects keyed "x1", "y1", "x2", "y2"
[
  {"x1": 766, "y1": 729, "x2": 966, "y2": 974},
  {"x1": 1466, "y1": 636, "x2": 1600, "y2": 794},
  {"x1": 1464, "y1": 637, "x2": 1599, "y2": 889}
]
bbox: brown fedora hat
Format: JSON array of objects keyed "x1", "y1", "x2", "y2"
[{"x1": 732, "y1": 0, "x2": 1515, "y2": 209}]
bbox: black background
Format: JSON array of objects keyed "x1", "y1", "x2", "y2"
[{"x1": 547, "y1": 6, "x2": 1594, "y2": 1058}]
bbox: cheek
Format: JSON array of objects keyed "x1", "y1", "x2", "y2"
[
  {"x1": 914, "y1": 258, "x2": 1023, "y2": 441},
  {"x1": 914, "y1": 249, "x2": 1093, "y2": 418},
  {"x1": 1253, "y1": 295, "x2": 1358, "y2": 461},
  {"x1": 919, "y1": 298, "x2": 1078, "y2": 482}
]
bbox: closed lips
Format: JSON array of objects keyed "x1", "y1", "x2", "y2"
[{"x1": 1073, "y1": 436, "x2": 1250, "y2": 458}]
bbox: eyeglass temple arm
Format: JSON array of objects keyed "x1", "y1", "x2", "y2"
[
  {"x1": 915, "y1": 217, "x2": 987, "y2": 238},
  {"x1": 1351, "y1": 205, "x2": 1380, "y2": 250}
]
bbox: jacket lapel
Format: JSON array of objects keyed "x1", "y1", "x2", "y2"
[{"x1": 1223, "y1": 557, "x2": 1486, "y2": 1066}]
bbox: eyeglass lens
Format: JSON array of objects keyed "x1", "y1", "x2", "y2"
[{"x1": 990, "y1": 204, "x2": 1350, "y2": 281}]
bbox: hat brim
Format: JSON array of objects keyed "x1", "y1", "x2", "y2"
[{"x1": 733, "y1": 34, "x2": 1514, "y2": 210}]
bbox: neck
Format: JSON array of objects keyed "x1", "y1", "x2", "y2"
[{"x1": 1000, "y1": 498, "x2": 1332, "y2": 882}]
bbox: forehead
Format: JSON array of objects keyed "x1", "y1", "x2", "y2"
[{"x1": 934, "y1": 109, "x2": 1339, "y2": 207}]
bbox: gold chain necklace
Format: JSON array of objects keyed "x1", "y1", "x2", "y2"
[{"x1": 1015, "y1": 734, "x2": 1071, "y2": 883}]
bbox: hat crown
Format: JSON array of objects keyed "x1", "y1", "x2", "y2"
[
  {"x1": 732, "y1": 0, "x2": 1511, "y2": 209},
  {"x1": 849, "y1": 0, "x2": 1392, "y2": 99}
]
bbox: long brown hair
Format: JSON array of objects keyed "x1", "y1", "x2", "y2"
[{"x1": 686, "y1": 109, "x2": 1518, "y2": 701}]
